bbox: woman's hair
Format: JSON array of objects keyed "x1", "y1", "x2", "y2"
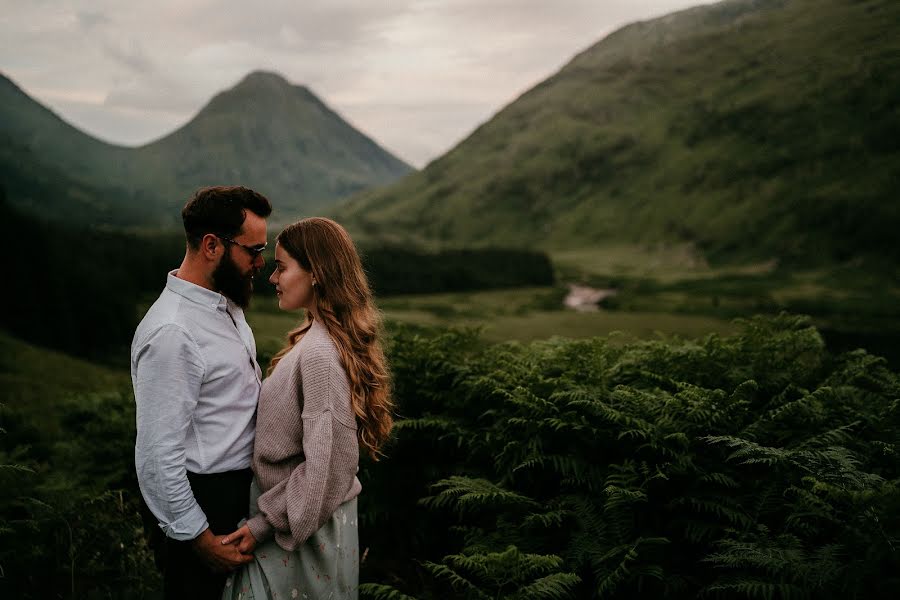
[{"x1": 268, "y1": 217, "x2": 393, "y2": 460}]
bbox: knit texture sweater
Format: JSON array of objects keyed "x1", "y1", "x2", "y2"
[{"x1": 245, "y1": 318, "x2": 362, "y2": 550}]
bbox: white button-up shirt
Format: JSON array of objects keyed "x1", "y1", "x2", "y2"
[{"x1": 131, "y1": 270, "x2": 261, "y2": 541}]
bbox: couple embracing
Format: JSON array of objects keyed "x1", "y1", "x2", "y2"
[{"x1": 131, "y1": 186, "x2": 393, "y2": 599}]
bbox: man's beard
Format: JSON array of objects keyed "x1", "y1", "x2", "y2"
[{"x1": 212, "y1": 250, "x2": 256, "y2": 308}]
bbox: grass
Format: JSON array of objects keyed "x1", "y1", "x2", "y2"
[
  {"x1": 0, "y1": 331, "x2": 131, "y2": 433},
  {"x1": 245, "y1": 285, "x2": 738, "y2": 363}
]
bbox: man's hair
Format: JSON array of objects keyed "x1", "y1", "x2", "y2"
[{"x1": 181, "y1": 186, "x2": 272, "y2": 250}]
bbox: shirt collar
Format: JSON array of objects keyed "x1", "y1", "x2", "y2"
[{"x1": 166, "y1": 269, "x2": 229, "y2": 311}]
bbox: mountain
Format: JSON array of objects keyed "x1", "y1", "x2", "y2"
[
  {"x1": 133, "y1": 71, "x2": 412, "y2": 219},
  {"x1": 0, "y1": 74, "x2": 149, "y2": 224},
  {"x1": 334, "y1": 0, "x2": 900, "y2": 264},
  {"x1": 0, "y1": 71, "x2": 412, "y2": 228}
]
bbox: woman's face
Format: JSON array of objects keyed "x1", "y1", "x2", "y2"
[{"x1": 269, "y1": 242, "x2": 315, "y2": 312}]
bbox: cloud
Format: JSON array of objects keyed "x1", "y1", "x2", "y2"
[
  {"x1": 0, "y1": 0, "x2": 703, "y2": 166},
  {"x1": 101, "y1": 38, "x2": 154, "y2": 74},
  {"x1": 76, "y1": 11, "x2": 110, "y2": 30}
]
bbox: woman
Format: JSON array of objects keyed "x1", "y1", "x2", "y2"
[{"x1": 221, "y1": 217, "x2": 393, "y2": 599}]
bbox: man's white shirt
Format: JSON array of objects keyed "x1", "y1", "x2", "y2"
[{"x1": 131, "y1": 270, "x2": 261, "y2": 540}]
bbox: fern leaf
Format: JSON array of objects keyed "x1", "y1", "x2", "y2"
[
  {"x1": 358, "y1": 583, "x2": 420, "y2": 600},
  {"x1": 510, "y1": 572, "x2": 581, "y2": 600}
]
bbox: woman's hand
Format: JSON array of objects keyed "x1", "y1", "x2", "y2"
[{"x1": 221, "y1": 524, "x2": 257, "y2": 554}]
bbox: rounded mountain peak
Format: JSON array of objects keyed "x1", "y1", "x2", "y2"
[
  {"x1": 196, "y1": 70, "x2": 321, "y2": 120},
  {"x1": 235, "y1": 70, "x2": 296, "y2": 91}
]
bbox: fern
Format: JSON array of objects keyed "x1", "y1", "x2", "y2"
[
  {"x1": 510, "y1": 572, "x2": 581, "y2": 600},
  {"x1": 420, "y1": 476, "x2": 539, "y2": 514},
  {"x1": 354, "y1": 317, "x2": 898, "y2": 598},
  {"x1": 358, "y1": 583, "x2": 420, "y2": 600}
]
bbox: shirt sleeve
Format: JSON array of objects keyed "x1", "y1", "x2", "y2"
[
  {"x1": 132, "y1": 324, "x2": 209, "y2": 541},
  {"x1": 247, "y1": 344, "x2": 359, "y2": 548}
]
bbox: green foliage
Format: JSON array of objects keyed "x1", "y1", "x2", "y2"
[
  {"x1": 361, "y1": 245, "x2": 555, "y2": 295},
  {"x1": 423, "y1": 546, "x2": 580, "y2": 600},
  {"x1": 359, "y1": 583, "x2": 421, "y2": 600},
  {"x1": 3, "y1": 312, "x2": 898, "y2": 598},
  {"x1": 361, "y1": 314, "x2": 900, "y2": 598},
  {"x1": 1, "y1": 195, "x2": 182, "y2": 360},
  {"x1": 0, "y1": 393, "x2": 159, "y2": 599}
]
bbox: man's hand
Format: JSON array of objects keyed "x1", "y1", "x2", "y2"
[
  {"x1": 221, "y1": 524, "x2": 257, "y2": 554},
  {"x1": 191, "y1": 528, "x2": 253, "y2": 572}
]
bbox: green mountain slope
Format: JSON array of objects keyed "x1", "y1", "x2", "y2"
[
  {"x1": 134, "y1": 71, "x2": 412, "y2": 219},
  {"x1": 335, "y1": 0, "x2": 900, "y2": 264},
  {"x1": 0, "y1": 74, "x2": 132, "y2": 187},
  {"x1": 0, "y1": 71, "x2": 412, "y2": 227}
]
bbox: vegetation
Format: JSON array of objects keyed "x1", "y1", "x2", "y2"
[
  {"x1": 357, "y1": 314, "x2": 899, "y2": 598},
  {"x1": 361, "y1": 245, "x2": 555, "y2": 296},
  {"x1": 336, "y1": 0, "x2": 900, "y2": 267},
  {"x1": 2, "y1": 193, "x2": 183, "y2": 361},
  {"x1": 0, "y1": 332, "x2": 156, "y2": 599},
  {"x1": 6, "y1": 314, "x2": 897, "y2": 598}
]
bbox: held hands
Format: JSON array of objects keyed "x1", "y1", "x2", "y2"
[
  {"x1": 221, "y1": 524, "x2": 258, "y2": 554},
  {"x1": 191, "y1": 528, "x2": 254, "y2": 573}
]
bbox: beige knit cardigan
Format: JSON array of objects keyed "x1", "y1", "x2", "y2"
[{"x1": 245, "y1": 318, "x2": 362, "y2": 550}]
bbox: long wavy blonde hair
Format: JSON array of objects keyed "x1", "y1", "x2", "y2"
[{"x1": 268, "y1": 217, "x2": 393, "y2": 460}]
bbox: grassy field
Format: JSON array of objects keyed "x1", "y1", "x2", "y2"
[
  {"x1": 242, "y1": 241, "x2": 900, "y2": 370},
  {"x1": 0, "y1": 331, "x2": 132, "y2": 432},
  {"x1": 246, "y1": 284, "x2": 739, "y2": 369}
]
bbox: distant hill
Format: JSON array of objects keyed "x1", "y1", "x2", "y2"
[
  {"x1": 0, "y1": 71, "x2": 412, "y2": 228},
  {"x1": 133, "y1": 71, "x2": 412, "y2": 220},
  {"x1": 335, "y1": 0, "x2": 900, "y2": 265}
]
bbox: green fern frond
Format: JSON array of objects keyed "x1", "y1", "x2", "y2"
[
  {"x1": 684, "y1": 498, "x2": 753, "y2": 528},
  {"x1": 523, "y1": 508, "x2": 571, "y2": 529},
  {"x1": 513, "y1": 454, "x2": 603, "y2": 491},
  {"x1": 704, "y1": 436, "x2": 787, "y2": 466},
  {"x1": 700, "y1": 472, "x2": 740, "y2": 488},
  {"x1": 0, "y1": 464, "x2": 35, "y2": 473},
  {"x1": 358, "y1": 583, "x2": 420, "y2": 600},
  {"x1": 423, "y1": 561, "x2": 490, "y2": 599},
  {"x1": 500, "y1": 386, "x2": 559, "y2": 415},
  {"x1": 510, "y1": 572, "x2": 581, "y2": 600},
  {"x1": 797, "y1": 421, "x2": 858, "y2": 449},
  {"x1": 420, "y1": 476, "x2": 539, "y2": 514},
  {"x1": 702, "y1": 577, "x2": 807, "y2": 600},
  {"x1": 446, "y1": 546, "x2": 565, "y2": 582},
  {"x1": 602, "y1": 485, "x2": 648, "y2": 510},
  {"x1": 594, "y1": 545, "x2": 638, "y2": 597}
]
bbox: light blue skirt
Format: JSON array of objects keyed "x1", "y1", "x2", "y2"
[{"x1": 223, "y1": 479, "x2": 359, "y2": 599}]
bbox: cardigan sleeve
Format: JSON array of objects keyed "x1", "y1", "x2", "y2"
[{"x1": 247, "y1": 340, "x2": 359, "y2": 549}]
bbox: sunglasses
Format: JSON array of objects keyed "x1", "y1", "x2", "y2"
[{"x1": 218, "y1": 235, "x2": 267, "y2": 258}]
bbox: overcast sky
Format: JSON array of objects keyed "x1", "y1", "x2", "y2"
[{"x1": 1, "y1": 0, "x2": 703, "y2": 168}]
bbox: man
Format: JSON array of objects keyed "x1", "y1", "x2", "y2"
[{"x1": 131, "y1": 186, "x2": 271, "y2": 599}]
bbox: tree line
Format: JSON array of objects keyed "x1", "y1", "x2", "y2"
[{"x1": 2, "y1": 191, "x2": 553, "y2": 362}]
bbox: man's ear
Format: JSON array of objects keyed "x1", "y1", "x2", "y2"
[{"x1": 201, "y1": 234, "x2": 220, "y2": 260}]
